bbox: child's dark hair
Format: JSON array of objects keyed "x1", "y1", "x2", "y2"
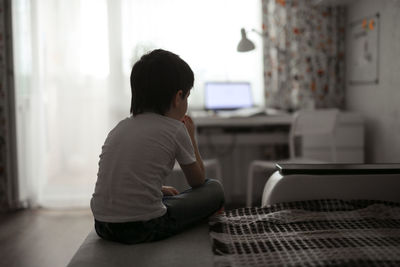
[{"x1": 130, "y1": 49, "x2": 194, "y2": 116}]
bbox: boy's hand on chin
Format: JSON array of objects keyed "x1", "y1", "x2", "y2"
[
  {"x1": 181, "y1": 115, "x2": 196, "y2": 138},
  {"x1": 161, "y1": 186, "x2": 179, "y2": 196}
]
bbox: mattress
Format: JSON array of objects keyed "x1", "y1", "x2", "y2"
[{"x1": 67, "y1": 223, "x2": 214, "y2": 267}]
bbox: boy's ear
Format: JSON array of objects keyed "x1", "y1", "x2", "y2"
[{"x1": 173, "y1": 90, "x2": 183, "y2": 107}]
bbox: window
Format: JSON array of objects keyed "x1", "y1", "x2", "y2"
[{"x1": 13, "y1": 0, "x2": 262, "y2": 207}]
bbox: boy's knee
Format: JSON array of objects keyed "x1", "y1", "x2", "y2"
[
  {"x1": 205, "y1": 178, "x2": 222, "y2": 189},
  {"x1": 204, "y1": 179, "x2": 225, "y2": 203}
]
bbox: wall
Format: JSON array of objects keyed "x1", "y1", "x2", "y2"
[{"x1": 345, "y1": 0, "x2": 400, "y2": 163}]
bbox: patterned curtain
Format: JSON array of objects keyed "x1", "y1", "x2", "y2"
[
  {"x1": 0, "y1": 0, "x2": 18, "y2": 211},
  {"x1": 262, "y1": 0, "x2": 346, "y2": 111}
]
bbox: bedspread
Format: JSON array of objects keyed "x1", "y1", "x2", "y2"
[{"x1": 209, "y1": 199, "x2": 400, "y2": 267}]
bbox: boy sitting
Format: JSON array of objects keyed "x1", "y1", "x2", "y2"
[{"x1": 90, "y1": 49, "x2": 225, "y2": 244}]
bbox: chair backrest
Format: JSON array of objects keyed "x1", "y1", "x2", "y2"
[{"x1": 289, "y1": 109, "x2": 339, "y2": 161}]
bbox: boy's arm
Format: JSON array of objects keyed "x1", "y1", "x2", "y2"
[
  {"x1": 161, "y1": 185, "x2": 179, "y2": 196},
  {"x1": 180, "y1": 115, "x2": 205, "y2": 188}
]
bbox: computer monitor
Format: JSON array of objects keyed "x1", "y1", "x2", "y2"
[{"x1": 204, "y1": 82, "x2": 253, "y2": 110}]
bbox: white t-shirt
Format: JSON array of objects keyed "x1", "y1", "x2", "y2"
[{"x1": 90, "y1": 113, "x2": 196, "y2": 223}]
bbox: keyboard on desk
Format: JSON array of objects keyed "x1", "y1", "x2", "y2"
[{"x1": 216, "y1": 107, "x2": 266, "y2": 118}]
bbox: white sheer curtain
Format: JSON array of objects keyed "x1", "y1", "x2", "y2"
[{"x1": 13, "y1": 0, "x2": 262, "y2": 207}]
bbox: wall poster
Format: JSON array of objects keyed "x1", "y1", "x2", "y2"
[{"x1": 348, "y1": 13, "x2": 380, "y2": 85}]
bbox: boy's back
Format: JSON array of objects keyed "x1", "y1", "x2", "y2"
[
  {"x1": 90, "y1": 49, "x2": 224, "y2": 244},
  {"x1": 91, "y1": 113, "x2": 195, "y2": 223}
]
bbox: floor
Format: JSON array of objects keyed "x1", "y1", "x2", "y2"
[{"x1": 0, "y1": 208, "x2": 93, "y2": 267}]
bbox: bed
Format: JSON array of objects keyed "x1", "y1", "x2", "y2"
[
  {"x1": 210, "y1": 168, "x2": 400, "y2": 266},
  {"x1": 261, "y1": 166, "x2": 400, "y2": 206},
  {"x1": 67, "y1": 222, "x2": 213, "y2": 267},
  {"x1": 68, "y1": 167, "x2": 400, "y2": 267}
]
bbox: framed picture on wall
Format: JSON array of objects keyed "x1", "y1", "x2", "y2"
[{"x1": 348, "y1": 13, "x2": 380, "y2": 85}]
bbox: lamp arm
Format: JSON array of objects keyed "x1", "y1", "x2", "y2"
[{"x1": 250, "y1": 28, "x2": 266, "y2": 37}]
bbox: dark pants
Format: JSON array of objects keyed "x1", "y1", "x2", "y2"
[{"x1": 94, "y1": 179, "x2": 225, "y2": 244}]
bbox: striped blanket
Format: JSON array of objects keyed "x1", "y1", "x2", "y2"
[{"x1": 209, "y1": 199, "x2": 400, "y2": 267}]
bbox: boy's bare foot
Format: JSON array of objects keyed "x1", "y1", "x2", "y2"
[{"x1": 214, "y1": 206, "x2": 225, "y2": 216}]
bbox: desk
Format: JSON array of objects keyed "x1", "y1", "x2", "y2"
[
  {"x1": 194, "y1": 112, "x2": 364, "y2": 162},
  {"x1": 193, "y1": 115, "x2": 292, "y2": 205},
  {"x1": 194, "y1": 115, "x2": 293, "y2": 127},
  {"x1": 195, "y1": 115, "x2": 292, "y2": 146},
  {"x1": 172, "y1": 113, "x2": 364, "y2": 206}
]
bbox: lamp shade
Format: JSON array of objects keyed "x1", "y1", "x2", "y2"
[{"x1": 237, "y1": 28, "x2": 255, "y2": 52}]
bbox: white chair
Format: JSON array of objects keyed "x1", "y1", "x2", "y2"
[{"x1": 246, "y1": 108, "x2": 339, "y2": 207}]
